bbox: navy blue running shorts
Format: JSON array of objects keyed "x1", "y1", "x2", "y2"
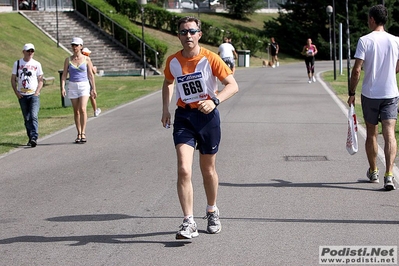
[
  {"x1": 361, "y1": 94, "x2": 398, "y2": 125},
  {"x1": 173, "y1": 107, "x2": 221, "y2": 154}
]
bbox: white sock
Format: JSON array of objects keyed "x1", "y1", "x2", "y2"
[
  {"x1": 184, "y1": 215, "x2": 194, "y2": 223},
  {"x1": 206, "y1": 205, "x2": 217, "y2": 213}
]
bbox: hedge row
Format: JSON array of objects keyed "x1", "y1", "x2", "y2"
[
  {"x1": 81, "y1": 0, "x2": 266, "y2": 67},
  {"x1": 108, "y1": 0, "x2": 267, "y2": 54},
  {"x1": 78, "y1": 0, "x2": 168, "y2": 67}
]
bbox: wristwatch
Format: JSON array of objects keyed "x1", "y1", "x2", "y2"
[{"x1": 211, "y1": 97, "x2": 220, "y2": 106}]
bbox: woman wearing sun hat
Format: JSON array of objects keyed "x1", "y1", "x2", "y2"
[
  {"x1": 61, "y1": 37, "x2": 97, "y2": 143},
  {"x1": 82, "y1": 47, "x2": 101, "y2": 117}
]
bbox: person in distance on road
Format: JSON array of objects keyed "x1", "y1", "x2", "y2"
[
  {"x1": 11, "y1": 43, "x2": 44, "y2": 148},
  {"x1": 82, "y1": 47, "x2": 101, "y2": 117},
  {"x1": 301, "y1": 38, "x2": 318, "y2": 83},
  {"x1": 61, "y1": 37, "x2": 97, "y2": 143},
  {"x1": 270, "y1": 37, "x2": 279, "y2": 68},
  {"x1": 218, "y1": 36, "x2": 238, "y2": 75}
]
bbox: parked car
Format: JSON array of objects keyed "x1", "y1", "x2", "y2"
[
  {"x1": 199, "y1": 0, "x2": 220, "y2": 7},
  {"x1": 181, "y1": 0, "x2": 198, "y2": 9}
]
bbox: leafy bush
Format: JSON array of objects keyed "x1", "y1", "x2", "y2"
[
  {"x1": 106, "y1": 0, "x2": 266, "y2": 54},
  {"x1": 78, "y1": 0, "x2": 168, "y2": 67},
  {"x1": 79, "y1": 0, "x2": 267, "y2": 66}
]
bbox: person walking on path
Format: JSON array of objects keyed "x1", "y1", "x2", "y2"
[
  {"x1": 82, "y1": 47, "x2": 101, "y2": 117},
  {"x1": 218, "y1": 36, "x2": 238, "y2": 75},
  {"x1": 270, "y1": 37, "x2": 279, "y2": 68},
  {"x1": 301, "y1": 38, "x2": 318, "y2": 83},
  {"x1": 347, "y1": 4, "x2": 399, "y2": 191},
  {"x1": 61, "y1": 37, "x2": 97, "y2": 143},
  {"x1": 11, "y1": 43, "x2": 44, "y2": 148},
  {"x1": 161, "y1": 16, "x2": 239, "y2": 239}
]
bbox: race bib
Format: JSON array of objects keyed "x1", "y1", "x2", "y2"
[{"x1": 176, "y1": 71, "x2": 208, "y2": 104}]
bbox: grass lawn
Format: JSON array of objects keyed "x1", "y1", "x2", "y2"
[
  {"x1": 1, "y1": 11, "x2": 398, "y2": 156},
  {"x1": 0, "y1": 74, "x2": 164, "y2": 155},
  {"x1": 0, "y1": 11, "x2": 287, "y2": 155}
]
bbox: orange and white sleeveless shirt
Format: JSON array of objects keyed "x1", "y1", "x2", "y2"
[{"x1": 164, "y1": 47, "x2": 232, "y2": 109}]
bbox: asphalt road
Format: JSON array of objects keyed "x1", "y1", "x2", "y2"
[{"x1": 1, "y1": 61, "x2": 398, "y2": 266}]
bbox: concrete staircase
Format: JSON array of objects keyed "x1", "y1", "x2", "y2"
[{"x1": 22, "y1": 10, "x2": 146, "y2": 75}]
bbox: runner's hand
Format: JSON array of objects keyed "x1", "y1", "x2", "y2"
[
  {"x1": 347, "y1": 96, "x2": 355, "y2": 106},
  {"x1": 161, "y1": 111, "x2": 171, "y2": 128},
  {"x1": 198, "y1": 100, "x2": 215, "y2": 114}
]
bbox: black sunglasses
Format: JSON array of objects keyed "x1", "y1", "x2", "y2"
[
  {"x1": 26, "y1": 49, "x2": 35, "y2": 53},
  {"x1": 179, "y1": 29, "x2": 200, "y2": 36}
]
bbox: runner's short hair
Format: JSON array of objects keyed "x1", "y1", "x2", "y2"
[
  {"x1": 369, "y1": 4, "x2": 388, "y2": 26},
  {"x1": 177, "y1": 16, "x2": 201, "y2": 31}
]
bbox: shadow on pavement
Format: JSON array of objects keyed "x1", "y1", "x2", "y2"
[
  {"x1": 0, "y1": 231, "x2": 191, "y2": 247},
  {"x1": 220, "y1": 179, "x2": 388, "y2": 192}
]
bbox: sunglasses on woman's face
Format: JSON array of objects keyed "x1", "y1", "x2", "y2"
[
  {"x1": 26, "y1": 49, "x2": 35, "y2": 53},
  {"x1": 179, "y1": 29, "x2": 200, "y2": 36}
]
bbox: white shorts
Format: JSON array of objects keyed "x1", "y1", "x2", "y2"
[{"x1": 68, "y1": 81, "x2": 90, "y2": 99}]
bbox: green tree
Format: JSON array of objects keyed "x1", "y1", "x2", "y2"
[
  {"x1": 388, "y1": 0, "x2": 399, "y2": 35},
  {"x1": 225, "y1": 0, "x2": 264, "y2": 19},
  {"x1": 263, "y1": 0, "x2": 397, "y2": 60}
]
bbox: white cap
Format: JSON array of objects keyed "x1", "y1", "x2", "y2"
[
  {"x1": 23, "y1": 43, "x2": 35, "y2": 51},
  {"x1": 82, "y1": 47, "x2": 91, "y2": 55},
  {"x1": 71, "y1": 37, "x2": 83, "y2": 45}
]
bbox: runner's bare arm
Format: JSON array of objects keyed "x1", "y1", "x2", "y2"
[
  {"x1": 347, "y1": 58, "x2": 363, "y2": 106},
  {"x1": 161, "y1": 78, "x2": 175, "y2": 127},
  {"x1": 218, "y1": 74, "x2": 239, "y2": 103}
]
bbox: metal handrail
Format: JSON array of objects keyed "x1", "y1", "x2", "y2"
[{"x1": 74, "y1": 0, "x2": 158, "y2": 69}]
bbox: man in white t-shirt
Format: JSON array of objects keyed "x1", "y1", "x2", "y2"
[
  {"x1": 348, "y1": 4, "x2": 399, "y2": 190},
  {"x1": 11, "y1": 43, "x2": 44, "y2": 147},
  {"x1": 218, "y1": 37, "x2": 238, "y2": 75}
]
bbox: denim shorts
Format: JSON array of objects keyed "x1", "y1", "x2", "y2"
[
  {"x1": 68, "y1": 81, "x2": 90, "y2": 99},
  {"x1": 361, "y1": 94, "x2": 398, "y2": 125},
  {"x1": 173, "y1": 107, "x2": 221, "y2": 154},
  {"x1": 222, "y1": 57, "x2": 235, "y2": 69}
]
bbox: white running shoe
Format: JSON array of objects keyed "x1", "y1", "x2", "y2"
[
  {"x1": 276, "y1": 62, "x2": 279, "y2": 67},
  {"x1": 366, "y1": 168, "x2": 379, "y2": 183},
  {"x1": 94, "y1": 108, "x2": 101, "y2": 117},
  {"x1": 272, "y1": 64, "x2": 276, "y2": 68},
  {"x1": 308, "y1": 79, "x2": 312, "y2": 84},
  {"x1": 176, "y1": 219, "x2": 199, "y2": 239},
  {"x1": 203, "y1": 208, "x2": 221, "y2": 234},
  {"x1": 312, "y1": 76, "x2": 316, "y2": 82},
  {"x1": 384, "y1": 175, "x2": 397, "y2": 191}
]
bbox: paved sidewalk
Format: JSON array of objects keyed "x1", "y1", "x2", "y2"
[{"x1": 1, "y1": 61, "x2": 398, "y2": 265}]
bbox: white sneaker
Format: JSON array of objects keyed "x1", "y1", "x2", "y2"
[
  {"x1": 272, "y1": 64, "x2": 276, "y2": 68},
  {"x1": 366, "y1": 168, "x2": 379, "y2": 183},
  {"x1": 94, "y1": 108, "x2": 101, "y2": 117},
  {"x1": 204, "y1": 208, "x2": 221, "y2": 234},
  {"x1": 312, "y1": 76, "x2": 316, "y2": 82},
  {"x1": 384, "y1": 175, "x2": 397, "y2": 191},
  {"x1": 276, "y1": 62, "x2": 279, "y2": 67},
  {"x1": 176, "y1": 219, "x2": 199, "y2": 239},
  {"x1": 308, "y1": 79, "x2": 312, "y2": 84}
]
